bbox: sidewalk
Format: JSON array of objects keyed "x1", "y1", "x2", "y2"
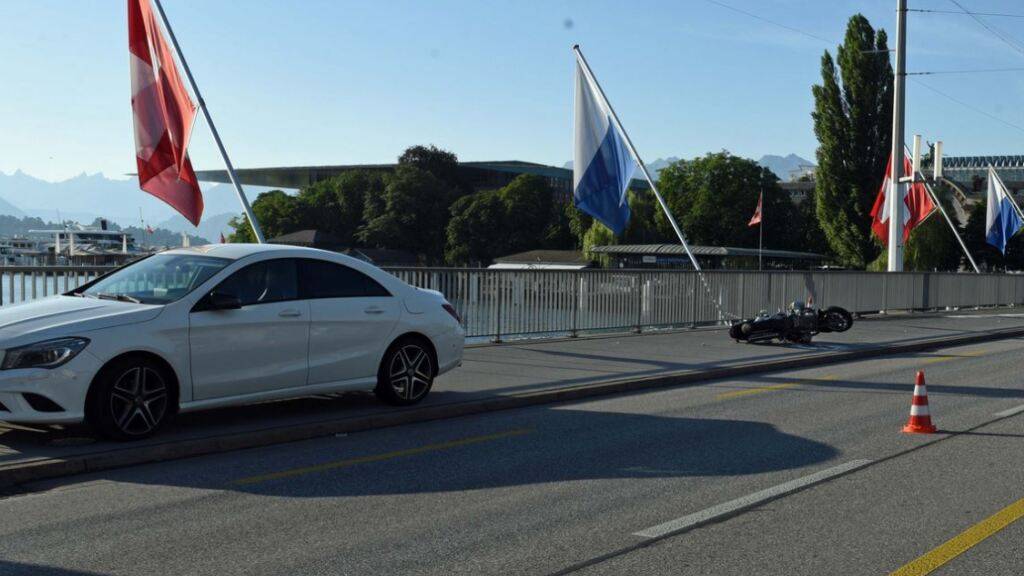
[{"x1": 2, "y1": 309, "x2": 1024, "y2": 487}]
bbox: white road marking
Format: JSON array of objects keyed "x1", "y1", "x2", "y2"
[
  {"x1": 633, "y1": 459, "x2": 873, "y2": 539},
  {"x1": 994, "y1": 404, "x2": 1024, "y2": 418}
]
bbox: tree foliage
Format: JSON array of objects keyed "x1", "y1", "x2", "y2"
[
  {"x1": 655, "y1": 151, "x2": 803, "y2": 250},
  {"x1": 811, "y1": 14, "x2": 893, "y2": 267},
  {"x1": 444, "y1": 174, "x2": 575, "y2": 266}
]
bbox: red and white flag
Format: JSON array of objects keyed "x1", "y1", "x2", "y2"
[
  {"x1": 869, "y1": 151, "x2": 935, "y2": 245},
  {"x1": 748, "y1": 191, "x2": 763, "y2": 227},
  {"x1": 129, "y1": 0, "x2": 203, "y2": 226}
]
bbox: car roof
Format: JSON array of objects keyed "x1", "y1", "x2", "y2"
[{"x1": 162, "y1": 243, "x2": 324, "y2": 260}]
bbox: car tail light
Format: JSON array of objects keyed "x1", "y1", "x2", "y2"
[{"x1": 442, "y1": 303, "x2": 462, "y2": 324}]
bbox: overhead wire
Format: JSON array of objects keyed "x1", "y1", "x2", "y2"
[
  {"x1": 946, "y1": 0, "x2": 1024, "y2": 60},
  {"x1": 701, "y1": 0, "x2": 1024, "y2": 139}
]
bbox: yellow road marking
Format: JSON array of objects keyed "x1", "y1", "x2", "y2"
[
  {"x1": 716, "y1": 375, "x2": 836, "y2": 400},
  {"x1": 890, "y1": 495, "x2": 1024, "y2": 576},
  {"x1": 230, "y1": 428, "x2": 534, "y2": 486}
]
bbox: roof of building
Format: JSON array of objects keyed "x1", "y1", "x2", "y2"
[
  {"x1": 269, "y1": 229, "x2": 344, "y2": 247},
  {"x1": 195, "y1": 160, "x2": 648, "y2": 191},
  {"x1": 489, "y1": 250, "x2": 592, "y2": 270},
  {"x1": 589, "y1": 244, "x2": 826, "y2": 260}
]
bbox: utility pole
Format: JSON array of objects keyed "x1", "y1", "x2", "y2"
[{"x1": 888, "y1": 0, "x2": 907, "y2": 272}]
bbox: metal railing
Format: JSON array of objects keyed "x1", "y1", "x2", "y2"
[
  {"x1": 3, "y1": 265, "x2": 1022, "y2": 341},
  {"x1": 385, "y1": 268, "x2": 1024, "y2": 340}
]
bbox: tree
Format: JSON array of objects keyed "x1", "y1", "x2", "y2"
[
  {"x1": 358, "y1": 165, "x2": 455, "y2": 263},
  {"x1": 656, "y1": 152, "x2": 800, "y2": 250},
  {"x1": 583, "y1": 221, "x2": 616, "y2": 262},
  {"x1": 445, "y1": 191, "x2": 508, "y2": 265},
  {"x1": 227, "y1": 190, "x2": 297, "y2": 242},
  {"x1": 398, "y1": 144, "x2": 468, "y2": 195},
  {"x1": 499, "y1": 175, "x2": 554, "y2": 254},
  {"x1": 294, "y1": 170, "x2": 384, "y2": 246},
  {"x1": 811, "y1": 14, "x2": 893, "y2": 268}
]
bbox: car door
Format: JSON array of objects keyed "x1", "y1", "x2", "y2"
[
  {"x1": 300, "y1": 258, "x2": 401, "y2": 386},
  {"x1": 189, "y1": 258, "x2": 310, "y2": 400}
]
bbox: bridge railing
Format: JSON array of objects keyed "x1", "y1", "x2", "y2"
[
  {"x1": 2, "y1": 265, "x2": 1021, "y2": 341},
  {"x1": 384, "y1": 268, "x2": 1024, "y2": 340}
]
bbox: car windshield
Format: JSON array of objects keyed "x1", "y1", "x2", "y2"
[{"x1": 74, "y1": 254, "x2": 232, "y2": 305}]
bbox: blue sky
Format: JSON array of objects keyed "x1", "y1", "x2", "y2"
[{"x1": 3, "y1": 0, "x2": 1024, "y2": 182}]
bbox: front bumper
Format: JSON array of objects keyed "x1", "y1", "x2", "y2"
[{"x1": 0, "y1": 350, "x2": 103, "y2": 424}]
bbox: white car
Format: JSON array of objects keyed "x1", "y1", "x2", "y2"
[{"x1": 0, "y1": 244, "x2": 464, "y2": 439}]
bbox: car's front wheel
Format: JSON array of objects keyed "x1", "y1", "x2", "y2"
[
  {"x1": 87, "y1": 357, "x2": 173, "y2": 440},
  {"x1": 375, "y1": 338, "x2": 435, "y2": 406}
]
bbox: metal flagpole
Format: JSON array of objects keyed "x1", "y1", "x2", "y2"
[
  {"x1": 888, "y1": 0, "x2": 907, "y2": 271},
  {"x1": 573, "y1": 45, "x2": 701, "y2": 273},
  {"x1": 758, "y1": 187, "x2": 764, "y2": 271},
  {"x1": 920, "y1": 178, "x2": 980, "y2": 273},
  {"x1": 151, "y1": 0, "x2": 266, "y2": 244}
]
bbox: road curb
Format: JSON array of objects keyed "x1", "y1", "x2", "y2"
[{"x1": 3, "y1": 326, "x2": 1024, "y2": 490}]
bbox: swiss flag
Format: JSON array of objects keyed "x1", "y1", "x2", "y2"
[
  {"x1": 129, "y1": 0, "x2": 204, "y2": 226},
  {"x1": 870, "y1": 151, "x2": 935, "y2": 245},
  {"x1": 748, "y1": 192, "x2": 763, "y2": 227}
]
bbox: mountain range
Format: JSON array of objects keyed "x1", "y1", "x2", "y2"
[{"x1": 0, "y1": 170, "x2": 280, "y2": 242}]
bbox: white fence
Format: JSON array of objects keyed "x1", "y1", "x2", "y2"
[{"x1": 3, "y1": 266, "x2": 1023, "y2": 340}]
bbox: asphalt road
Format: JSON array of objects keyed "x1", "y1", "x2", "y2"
[
  {"x1": 2, "y1": 336, "x2": 1024, "y2": 575},
  {"x1": 5, "y1": 309, "x2": 1024, "y2": 470}
]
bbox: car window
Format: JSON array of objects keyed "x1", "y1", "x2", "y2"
[
  {"x1": 76, "y1": 254, "x2": 231, "y2": 305},
  {"x1": 213, "y1": 259, "x2": 298, "y2": 306},
  {"x1": 299, "y1": 259, "x2": 391, "y2": 299}
]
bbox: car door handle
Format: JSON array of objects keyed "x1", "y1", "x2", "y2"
[
  {"x1": 278, "y1": 309, "x2": 302, "y2": 318},
  {"x1": 364, "y1": 307, "x2": 385, "y2": 315}
]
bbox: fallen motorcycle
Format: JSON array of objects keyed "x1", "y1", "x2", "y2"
[{"x1": 728, "y1": 302, "x2": 853, "y2": 344}]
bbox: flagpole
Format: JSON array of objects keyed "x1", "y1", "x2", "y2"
[
  {"x1": 758, "y1": 186, "x2": 764, "y2": 271},
  {"x1": 920, "y1": 178, "x2": 980, "y2": 274},
  {"x1": 151, "y1": 0, "x2": 265, "y2": 244},
  {"x1": 573, "y1": 45, "x2": 701, "y2": 273}
]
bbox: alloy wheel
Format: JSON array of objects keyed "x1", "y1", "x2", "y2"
[
  {"x1": 109, "y1": 366, "x2": 169, "y2": 437},
  {"x1": 388, "y1": 344, "x2": 433, "y2": 401}
]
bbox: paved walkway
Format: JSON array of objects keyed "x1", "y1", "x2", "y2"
[{"x1": 2, "y1": 309, "x2": 1024, "y2": 469}]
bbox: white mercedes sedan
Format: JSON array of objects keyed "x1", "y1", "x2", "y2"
[{"x1": 0, "y1": 244, "x2": 464, "y2": 439}]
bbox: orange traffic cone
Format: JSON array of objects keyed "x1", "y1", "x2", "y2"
[{"x1": 903, "y1": 370, "x2": 937, "y2": 434}]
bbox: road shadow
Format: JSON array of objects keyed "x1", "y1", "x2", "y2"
[
  {"x1": 0, "y1": 561, "x2": 108, "y2": 576},
  {"x1": 113, "y1": 406, "x2": 841, "y2": 498}
]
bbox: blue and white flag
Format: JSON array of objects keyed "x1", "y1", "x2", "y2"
[
  {"x1": 985, "y1": 166, "x2": 1023, "y2": 254},
  {"x1": 573, "y1": 58, "x2": 637, "y2": 235}
]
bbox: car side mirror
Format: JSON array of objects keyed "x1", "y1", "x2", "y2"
[{"x1": 205, "y1": 291, "x2": 242, "y2": 311}]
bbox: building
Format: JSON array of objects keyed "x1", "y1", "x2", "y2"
[
  {"x1": 488, "y1": 250, "x2": 594, "y2": 270},
  {"x1": 590, "y1": 244, "x2": 827, "y2": 270}
]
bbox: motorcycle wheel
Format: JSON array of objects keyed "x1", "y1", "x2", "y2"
[{"x1": 823, "y1": 307, "x2": 854, "y2": 332}]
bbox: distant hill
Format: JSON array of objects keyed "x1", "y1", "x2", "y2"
[
  {"x1": 757, "y1": 154, "x2": 815, "y2": 180},
  {"x1": 0, "y1": 169, "x2": 281, "y2": 233}
]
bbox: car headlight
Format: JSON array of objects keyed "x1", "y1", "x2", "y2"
[{"x1": 1, "y1": 337, "x2": 90, "y2": 370}]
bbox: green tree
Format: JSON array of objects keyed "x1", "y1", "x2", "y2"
[
  {"x1": 358, "y1": 165, "x2": 455, "y2": 263},
  {"x1": 499, "y1": 175, "x2": 554, "y2": 254},
  {"x1": 227, "y1": 190, "x2": 298, "y2": 242},
  {"x1": 811, "y1": 14, "x2": 893, "y2": 267},
  {"x1": 398, "y1": 144, "x2": 468, "y2": 195},
  {"x1": 566, "y1": 201, "x2": 593, "y2": 250},
  {"x1": 656, "y1": 152, "x2": 798, "y2": 249},
  {"x1": 293, "y1": 170, "x2": 385, "y2": 246},
  {"x1": 902, "y1": 184, "x2": 962, "y2": 271},
  {"x1": 445, "y1": 191, "x2": 508, "y2": 265},
  {"x1": 582, "y1": 221, "x2": 616, "y2": 262}
]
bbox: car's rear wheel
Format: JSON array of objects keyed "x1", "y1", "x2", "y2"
[
  {"x1": 375, "y1": 338, "x2": 435, "y2": 406},
  {"x1": 87, "y1": 357, "x2": 173, "y2": 440}
]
